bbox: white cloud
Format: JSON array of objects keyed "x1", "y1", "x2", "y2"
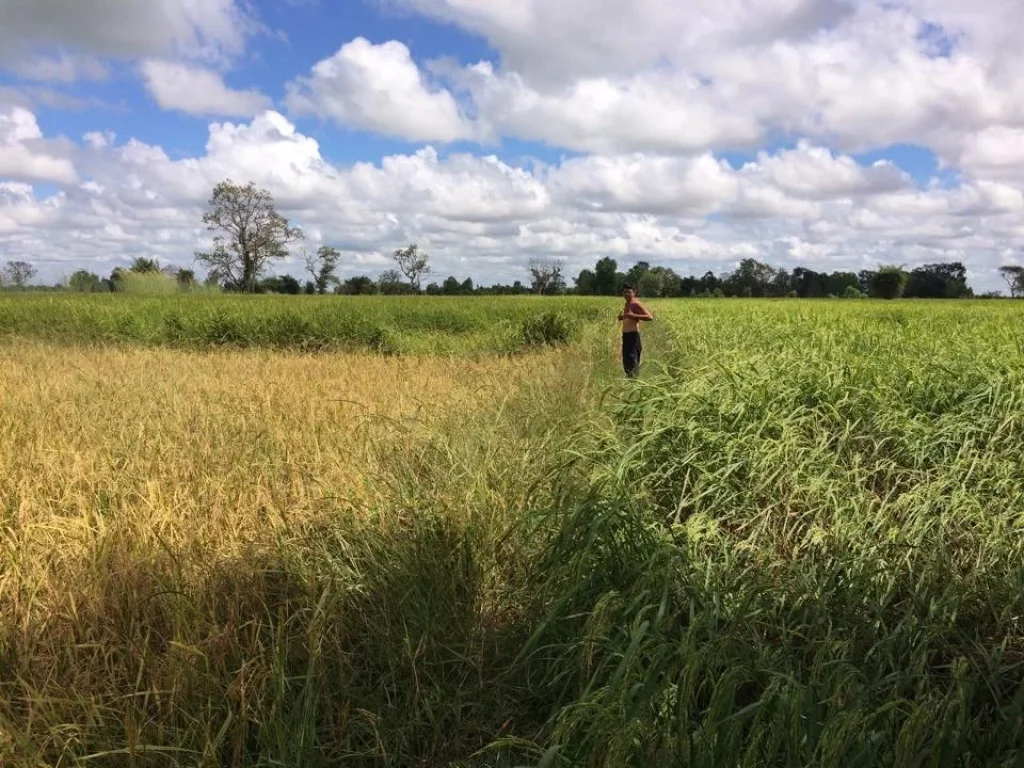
[
  {"x1": 0, "y1": 181, "x2": 57, "y2": 234},
  {"x1": 0, "y1": 0, "x2": 253, "y2": 62},
  {"x1": 11, "y1": 52, "x2": 108, "y2": 83},
  {"x1": 0, "y1": 106, "x2": 78, "y2": 184},
  {"x1": 739, "y1": 142, "x2": 912, "y2": 200},
  {"x1": 141, "y1": 60, "x2": 271, "y2": 117},
  {"x1": 547, "y1": 153, "x2": 738, "y2": 214},
  {"x1": 955, "y1": 127, "x2": 1024, "y2": 180},
  {"x1": 457, "y1": 63, "x2": 760, "y2": 154},
  {"x1": 376, "y1": 1, "x2": 1024, "y2": 160},
  {"x1": 394, "y1": 0, "x2": 852, "y2": 84},
  {"x1": 285, "y1": 38, "x2": 476, "y2": 143},
  {"x1": 2, "y1": 109, "x2": 1023, "y2": 293}
]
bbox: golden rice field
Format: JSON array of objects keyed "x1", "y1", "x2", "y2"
[{"x1": 2, "y1": 295, "x2": 1024, "y2": 767}]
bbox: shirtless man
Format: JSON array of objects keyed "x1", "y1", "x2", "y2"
[{"x1": 618, "y1": 284, "x2": 654, "y2": 378}]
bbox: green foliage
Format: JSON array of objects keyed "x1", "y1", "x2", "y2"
[
  {"x1": 116, "y1": 270, "x2": 180, "y2": 295},
  {"x1": 518, "y1": 310, "x2": 579, "y2": 348},
  {"x1": 868, "y1": 265, "x2": 910, "y2": 299},
  {"x1": 574, "y1": 268, "x2": 597, "y2": 294},
  {"x1": 378, "y1": 268, "x2": 413, "y2": 295},
  {"x1": 2, "y1": 260, "x2": 37, "y2": 288},
  {"x1": 509, "y1": 299, "x2": 1024, "y2": 765},
  {"x1": 905, "y1": 261, "x2": 972, "y2": 298},
  {"x1": 129, "y1": 257, "x2": 161, "y2": 274},
  {"x1": 68, "y1": 270, "x2": 105, "y2": 293},
  {"x1": 594, "y1": 257, "x2": 619, "y2": 295},
  {"x1": 0, "y1": 294, "x2": 610, "y2": 354},
  {"x1": 341, "y1": 275, "x2": 377, "y2": 295},
  {"x1": 259, "y1": 274, "x2": 302, "y2": 294},
  {"x1": 999, "y1": 265, "x2": 1024, "y2": 298},
  {"x1": 392, "y1": 243, "x2": 430, "y2": 290},
  {"x1": 196, "y1": 179, "x2": 304, "y2": 292},
  {"x1": 305, "y1": 246, "x2": 342, "y2": 294},
  {"x1": 3, "y1": 299, "x2": 1024, "y2": 765}
]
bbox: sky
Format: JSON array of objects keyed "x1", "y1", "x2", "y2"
[{"x1": 1, "y1": 0, "x2": 1024, "y2": 292}]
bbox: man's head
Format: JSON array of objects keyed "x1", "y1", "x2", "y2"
[{"x1": 623, "y1": 284, "x2": 636, "y2": 302}]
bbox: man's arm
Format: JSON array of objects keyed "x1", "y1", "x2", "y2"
[{"x1": 624, "y1": 301, "x2": 654, "y2": 322}]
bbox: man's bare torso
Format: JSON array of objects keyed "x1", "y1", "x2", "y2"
[{"x1": 621, "y1": 301, "x2": 648, "y2": 333}]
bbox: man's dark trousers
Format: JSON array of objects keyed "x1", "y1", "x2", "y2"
[{"x1": 622, "y1": 331, "x2": 642, "y2": 378}]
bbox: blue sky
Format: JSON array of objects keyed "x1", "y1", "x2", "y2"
[{"x1": 0, "y1": 0, "x2": 1022, "y2": 291}]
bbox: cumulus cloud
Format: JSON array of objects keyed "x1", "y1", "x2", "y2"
[
  {"x1": 3, "y1": 2, "x2": 1024, "y2": 291},
  {"x1": 394, "y1": 0, "x2": 852, "y2": 84},
  {"x1": 955, "y1": 127, "x2": 1024, "y2": 180},
  {"x1": 0, "y1": 106, "x2": 78, "y2": 184},
  {"x1": 739, "y1": 142, "x2": 913, "y2": 200},
  {"x1": 456, "y1": 63, "x2": 760, "y2": 154},
  {"x1": 0, "y1": 0, "x2": 253, "y2": 62},
  {"x1": 2, "y1": 109, "x2": 1022, "y2": 292},
  {"x1": 141, "y1": 60, "x2": 272, "y2": 117},
  {"x1": 285, "y1": 38, "x2": 477, "y2": 143},
  {"x1": 0, "y1": 181, "x2": 59, "y2": 234},
  {"x1": 371, "y1": 0, "x2": 1024, "y2": 160},
  {"x1": 547, "y1": 153, "x2": 738, "y2": 215}
]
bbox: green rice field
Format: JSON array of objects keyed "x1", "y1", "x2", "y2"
[{"x1": 2, "y1": 295, "x2": 1023, "y2": 766}]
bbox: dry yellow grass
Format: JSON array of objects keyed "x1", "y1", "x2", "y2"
[
  {"x1": 0, "y1": 338, "x2": 603, "y2": 764},
  {"x1": 0, "y1": 338, "x2": 581, "y2": 587}
]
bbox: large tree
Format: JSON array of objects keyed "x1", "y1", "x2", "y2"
[
  {"x1": 999, "y1": 266, "x2": 1024, "y2": 298},
  {"x1": 725, "y1": 258, "x2": 778, "y2": 297},
  {"x1": 341, "y1": 275, "x2": 377, "y2": 295},
  {"x1": 130, "y1": 257, "x2": 161, "y2": 274},
  {"x1": 905, "y1": 262, "x2": 971, "y2": 299},
  {"x1": 68, "y1": 269, "x2": 104, "y2": 293},
  {"x1": 868, "y1": 265, "x2": 909, "y2": 300},
  {"x1": 378, "y1": 268, "x2": 412, "y2": 295},
  {"x1": 441, "y1": 275, "x2": 464, "y2": 295},
  {"x1": 528, "y1": 259, "x2": 566, "y2": 295},
  {"x1": 305, "y1": 246, "x2": 341, "y2": 295},
  {"x1": 392, "y1": 244, "x2": 430, "y2": 291},
  {"x1": 195, "y1": 180, "x2": 304, "y2": 292},
  {"x1": 574, "y1": 268, "x2": 597, "y2": 295},
  {"x1": 594, "y1": 257, "x2": 619, "y2": 295},
  {"x1": 625, "y1": 261, "x2": 651, "y2": 287},
  {"x1": 2, "y1": 260, "x2": 37, "y2": 289}
]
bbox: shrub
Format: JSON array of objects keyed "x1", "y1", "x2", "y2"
[
  {"x1": 868, "y1": 265, "x2": 909, "y2": 300},
  {"x1": 519, "y1": 311, "x2": 577, "y2": 348}
]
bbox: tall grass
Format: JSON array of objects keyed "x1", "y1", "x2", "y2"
[
  {"x1": 0, "y1": 336, "x2": 608, "y2": 766},
  {"x1": 2, "y1": 299, "x2": 1023, "y2": 766},
  {"x1": 116, "y1": 271, "x2": 183, "y2": 295},
  {"x1": 507, "y1": 300, "x2": 1024, "y2": 765},
  {"x1": 0, "y1": 294, "x2": 606, "y2": 354}
]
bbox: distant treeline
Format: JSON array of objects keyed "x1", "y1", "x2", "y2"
[
  {"x1": 4, "y1": 256, "x2": 1023, "y2": 300},
  {"x1": 242, "y1": 258, "x2": 1014, "y2": 300}
]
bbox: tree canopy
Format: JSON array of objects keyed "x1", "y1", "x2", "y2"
[
  {"x1": 195, "y1": 180, "x2": 304, "y2": 292},
  {"x1": 392, "y1": 244, "x2": 430, "y2": 290},
  {"x1": 529, "y1": 260, "x2": 567, "y2": 295},
  {"x1": 2, "y1": 260, "x2": 37, "y2": 289},
  {"x1": 999, "y1": 266, "x2": 1024, "y2": 298},
  {"x1": 305, "y1": 246, "x2": 341, "y2": 295}
]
